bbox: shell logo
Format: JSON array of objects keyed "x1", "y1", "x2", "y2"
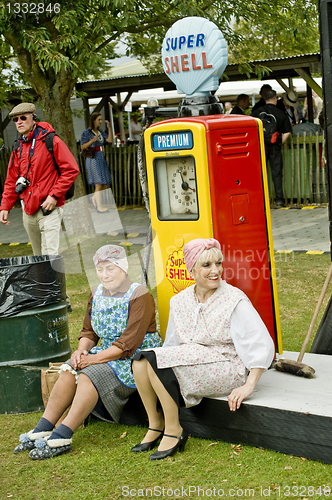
[
  {"x1": 165, "y1": 249, "x2": 194, "y2": 294},
  {"x1": 161, "y1": 17, "x2": 228, "y2": 96}
]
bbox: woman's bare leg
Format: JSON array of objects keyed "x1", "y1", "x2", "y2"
[
  {"x1": 59, "y1": 374, "x2": 99, "y2": 432},
  {"x1": 93, "y1": 184, "x2": 108, "y2": 211},
  {"x1": 42, "y1": 371, "x2": 77, "y2": 426}
]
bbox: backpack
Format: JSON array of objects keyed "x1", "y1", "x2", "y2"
[
  {"x1": 11, "y1": 130, "x2": 75, "y2": 200},
  {"x1": 258, "y1": 110, "x2": 279, "y2": 145}
]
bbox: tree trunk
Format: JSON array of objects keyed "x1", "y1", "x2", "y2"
[{"x1": 38, "y1": 70, "x2": 86, "y2": 199}]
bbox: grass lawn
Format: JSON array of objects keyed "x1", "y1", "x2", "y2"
[{"x1": 1, "y1": 244, "x2": 332, "y2": 499}]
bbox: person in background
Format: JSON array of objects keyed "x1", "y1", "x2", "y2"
[
  {"x1": 277, "y1": 90, "x2": 299, "y2": 126},
  {"x1": 292, "y1": 86, "x2": 303, "y2": 123},
  {"x1": 252, "y1": 89, "x2": 292, "y2": 207},
  {"x1": 224, "y1": 102, "x2": 232, "y2": 114},
  {"x1": 139, "y1": 106, "x2": 146, "y2": 127},
  {"x1": 80, "y1": 112, "x2": 113, "y2": 213},
  {"x1": 14, "y1": 244, "x2": 162, "y2": 460},
  {"x1": 130, "y1": 114, "x2": 143, "y2": 142},
  {"x1": 302, "y1": 94, "x2": 321, "y2": 124},
  {"x1": 251, "y1": 84, "x2": 272, "y2": 113},
  {"x1": 0, "y1": 103, "x2": 79, "y2": 256},
  {"x1": 312, "y1": 91, "x2": 323, "y2": 125},
  {"x1": 230, "y1": 94, "x2": 250, "y2": 115},
  {"x1": 132, "y1": 238, "x2": 274, "y2": 461}
]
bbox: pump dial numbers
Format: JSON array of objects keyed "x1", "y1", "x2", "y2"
[{"x1": 167, "y1": 158, "x2": 198, "y2": 214}]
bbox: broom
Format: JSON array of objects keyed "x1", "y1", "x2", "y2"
[{"x1": 273, "y1": 262, "x2": 332, "y2": 378}]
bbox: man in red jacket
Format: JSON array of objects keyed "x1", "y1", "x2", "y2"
[{"x1": 0, "y1": 103, "x2": 79, "y2": 255}]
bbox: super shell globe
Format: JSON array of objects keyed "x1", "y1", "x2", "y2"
[{"x1": 161, "y1": 17, "x2": 228, "y2": 97}]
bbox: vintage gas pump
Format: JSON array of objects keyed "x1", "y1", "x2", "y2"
[{"x1": 144, "y1": 17, "x2": 282, "y2": 353}]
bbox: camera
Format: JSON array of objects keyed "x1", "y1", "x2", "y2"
[
  {"x1": 15, "y1": 176, "x2": 30, "y2": 195},
  {"x1": 40, "y1": 206, "x2": 52, "y2": 216}
]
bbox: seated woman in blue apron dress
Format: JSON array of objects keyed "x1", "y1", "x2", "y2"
[
  {"x1": 80, "y1": 112, "x2": 113, "y2": 213},
  {"x1": 132, "y1": 238, "x2": 274, "y2": 461},
  {"x1": 14, "y1": 244, "x2": 162, "y2": 460}
]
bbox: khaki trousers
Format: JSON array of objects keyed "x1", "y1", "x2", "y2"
[{"x1": 22, "y1": 207, "x2": 62, "y2": 256}]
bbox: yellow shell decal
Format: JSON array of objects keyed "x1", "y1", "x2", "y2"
[{"x1": 165, "y1": 249, "x2": 194, "y2": 294}]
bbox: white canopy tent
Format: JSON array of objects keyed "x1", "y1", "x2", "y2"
[
  {"x1": 126, "y1": 77, "x2": 321, "y2": 108},
  {"x1": 86, "y1": 76, "x2": 322, "y2": 141},
  {"x1": 78, "y1": 53, "x2": 322, "y2": 140}
]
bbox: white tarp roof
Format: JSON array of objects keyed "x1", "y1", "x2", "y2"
[{"x1": 101, "y1": 77, "x2": 322, "y2": 106}]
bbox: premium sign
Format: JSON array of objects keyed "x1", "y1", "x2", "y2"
[{"x1": 152, "y1": 131, "x2": 193, "y2": 151}]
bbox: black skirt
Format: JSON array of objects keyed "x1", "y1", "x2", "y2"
[{"x1": 133, "y1": 350, "x2": 185, "y2": 408}]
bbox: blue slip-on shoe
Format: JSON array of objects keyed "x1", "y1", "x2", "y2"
[
  {"x1": 14, "y1": 430, "x2": 52, "y2": 454},
  {"x1": 28, "y1": 437, "x2": 72, "y2": 460},
  {"x1": 14, "y1": 433, "x2": 35, "y2": 454}
]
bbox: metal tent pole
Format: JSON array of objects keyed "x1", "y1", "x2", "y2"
[
  {"x1": 309, "y1": 0, "x2": 332, "y2": 353},
  {"x1": 318, "y1": 0, "x2": 332, "y2": 249}
]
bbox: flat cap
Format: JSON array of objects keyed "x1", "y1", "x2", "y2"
[{"x1": 9, "y1": 102, "x2": 36, "y2": 117}]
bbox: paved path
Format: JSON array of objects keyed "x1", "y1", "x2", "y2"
[
  {"x1": 0, "y1": 204, "x2": 330, "y2": 254},
  {"x1": 271, "y1": 207, "x2": 330, "y2": 254}
]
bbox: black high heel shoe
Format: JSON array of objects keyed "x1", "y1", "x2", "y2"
[
  {"x1": 131, "y1": 428, "x2": 164, "y2": 452},
  {"x1": 148, "y1": 430, "x2": 189, "y2": 461}
]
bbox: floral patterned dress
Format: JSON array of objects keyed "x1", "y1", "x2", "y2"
[
  {"x1": 90, "y1": 282, "x2": 162, "y2": 388},
  {"x1": 149, "y1": 281, "x2": 249, "y2": 407}
]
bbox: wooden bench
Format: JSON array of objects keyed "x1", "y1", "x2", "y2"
[{"x1": 120, "y1": 351, "x2": 332, "y2": 464}]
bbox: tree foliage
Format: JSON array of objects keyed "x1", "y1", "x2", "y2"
[
  {"x1": 126, "y1": 0, "x2": 319, "y2": 75},
  {"x1": 0, "y1": 0, "x2": 223, "y2": 86},
  {"x1": 0, "y1": 0, "x2": 231, "y2": 152},
  {"x1": 0, "y1": 35, "x2": 26, "y2": 109},
  {"x1": 1, "y1": 0, "x2": 237, "y2": 196},
  {"x1": 228, "y1": 0, "x2": 319, "y2": 63},
  {"x1": 0, "y1": 0, "x2": 320, "y2": 153}
]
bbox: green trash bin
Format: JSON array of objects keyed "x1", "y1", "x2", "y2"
[{"x1": 0, "y1": 255, "x2": 71, "y2": 414}]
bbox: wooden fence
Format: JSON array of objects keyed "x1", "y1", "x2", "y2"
[
  {"x1": 77, "y1": 144, "x2": 143, "y2": 206},
  {"x1": 0, "y1": 143, "x2": 143, "y2": 207},
  {"x1": 269, "y1": 132, "x2": 327, "y2": 206},
  {"x1": 0, "y1": 136, "x2": 328, "y2": 207}
]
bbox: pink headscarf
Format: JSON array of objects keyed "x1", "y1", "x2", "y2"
[
  {"x1": 183, "y1": 238, "x2": 221, "y2": 272},
  {"x1": 93, "y1": 245, "x2": 128, "y2": 273}
]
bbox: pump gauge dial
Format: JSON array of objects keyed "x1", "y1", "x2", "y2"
[{"x1": 154, "y1": 156, "x2": 198, "y2": 220}]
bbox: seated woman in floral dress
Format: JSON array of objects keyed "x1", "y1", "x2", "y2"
[
  {"x1": 132, "y1": 238, "x2": 274, "y2": 461},
  {"x1": 14, "y1": 244, "x2": 162, "y2": 460}
]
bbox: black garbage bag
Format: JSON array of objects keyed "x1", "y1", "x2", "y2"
[{"x1": 0, "y1": 255, "x2": 66, "y2": 318}]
